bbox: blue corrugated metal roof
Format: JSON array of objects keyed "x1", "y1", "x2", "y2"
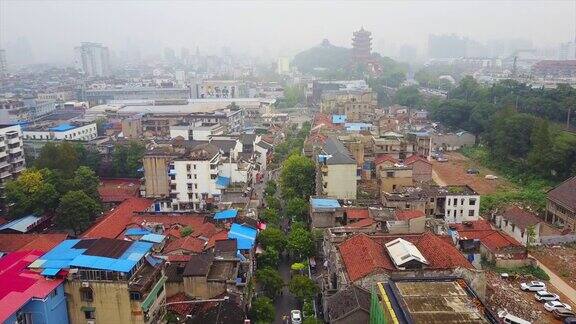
[
  {"x1": 140, "y1": 233, "x2": 165, "y2": 243},
  {"x1": 345, "y1": 123, "x2": 372, "y2": 132},
  {"x1": 228, "y1": 223, "x2": 257, "y2": 250},
  {"x1": 332, "y1": 115, "x2": 347, "y2": 124},
  {"x1": 34, "y1": 239, "x2": 153, "y2": 274},
  {"x1": 214, "y1": 209, "x2": 238, "y2": 220},
  {"x1": 216, "y1": 176, "x2": 231, "y2": 188},
  {"x1": 49, "y1": 123, "x2": 76, "y2": 132},
  {"x1": 311, "y1": 198, "x2": 341, "y2": 209},
  {"x1": 41, "y1": 268, "x2": 61, "y2": 276},
  {"x1": 0, "y1": 214, "x2": 41, "y2": 233},
  {"x1": 125, "y1": 228, "x2": 151, "y2": 236}
]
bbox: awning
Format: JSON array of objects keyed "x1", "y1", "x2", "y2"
[
  {"x1": 41, "y1": 268, "x2": 61, "y2": 276},
  {"x1": 215, "y1": 176, "x2": 231, "y2": 188}
]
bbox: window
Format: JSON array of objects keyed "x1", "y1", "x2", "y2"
[
  {"x1": 386, "y1": 171, "x2": 394, "y2": 178},
  {"x1": 50, "y1": 288, "x2": 58, "y2": 297},
  {"x1": 193, "y1": 164, "x2": 197, "y2": 170},
  {"x1": 187, "y1": 174, "x2": 192, "y2": 179},
  {"x1": 194, "y1": 184, "x2": 198, "y2": 189},
  {"x1": 210, "y1": 174, "x2": 217, "y2": 179},
  {"x1": 447, "y1": 199, "x2": 451, "y2": 206},
  {"x1": 194, "y1": 174, "x2": 197, "y2": 180},
  {"x1": 130, "y1": 292, "x2": 142, "y2": 300},
  {"x1": 84, "y1": 310, "x2": 95, "y2": 320},
  {"x1": 80, "y1": 287, "x2": 93, "y2": 302},
  {"x1": 469, "y1": 199, "x2": 477, "y2": 206},
  {"x1": 468, "y1": 210, "x2": 475, "y2": 217}
]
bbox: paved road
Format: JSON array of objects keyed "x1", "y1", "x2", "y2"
[
  {"x1": 431, "y1": 169, "x2": 447, "y2": 186},
  {"x1": 532, "y1": 255, "x2": 576, "y2": 303},
  {"x1": 274, "y1": 254, "x2": 299, "y2": 324}
]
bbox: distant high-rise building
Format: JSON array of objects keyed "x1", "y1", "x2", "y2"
[
  {"x1": 164, "y1": 47, "x2": 176, "y2": 63},
  {"x1": 428, "y1": 34, "x2": 467, "y2": 59},
  {"x1": 276, "y1": 57, "x2": 290, "y2": 75},
  {"x1": 559, "y1": 42, "x2": 576, "y2": 60},
  {"x1": 74, "y1": 42, "x2": 111, "y2": 77},
  {"x1": 352, "y1": 27, "x2": 372, "y2": 63},
  {"x1": 0, "y1": 49, "x2": 7, "y2": 77}
]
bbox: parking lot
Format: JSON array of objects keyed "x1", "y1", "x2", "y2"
[{"x1": 485, "y1": 271, "x2": 576, "y2": 323}]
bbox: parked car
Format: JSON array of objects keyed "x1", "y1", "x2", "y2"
[
  {"x1": 553, "y1": 308, "x2": 576, "y2": 320},
  {"x1": 545, "y1": 301, "x2": 572, "y2": 312},
  {"x1": 534, "y1": 291, "x2": 560, "y2": 302},
  {"x1": 437, "y1": 157, "x2": 448, "y2": 162},
  {"x1": 291, "y1": 310, "x2": 302, "y2": 324},
  {"x1": 466, "y1": 168, "x2": 480, "y2": 175},
  {"x1": 520, "y1": 281, "x2": 546, "y2": 291},
  {"x1": 485, "y1": 174, "x2": 499, "y2": 180}
]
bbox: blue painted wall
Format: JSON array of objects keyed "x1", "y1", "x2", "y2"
[{"x1": 5, "y1": 283, "x2": 69, "y2": 324}]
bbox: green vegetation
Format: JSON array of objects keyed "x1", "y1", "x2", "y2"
[
  {"x1": 258, "y1": 227, "x2": 287, "y2": 252},
  {"x1": 287, "y1": 224, "x2": 315, "y2": 259},
  {"x1": 272, "y1": 122, "x2": 310, "y2": 164},
  {"x1": 257, "y1": 246, "x2": 280, "y2": 269},
  {"x1": 111, "y1": 140, "x2": 146, "y2": 178},
  {"x1": 289, "y1": 275, "x2": 318, "y2": 302},
  {"x1": 285, "y1": 197, "x2": 309, "y2": 222},
  {"x1": 251, "y1": 296, "x2": 276, "y2": 323},
  {"x1": 394, "y1": 85, "x2": 423, "y2": 108},
  {"x1": 292, "y1": 41, "x2": 351, "y2": 78},
  {"x1": 277, "y1": 85, "x2": 306, "y2": 108},
  {"x1": 493, "y1": 265, "x2": 550, "y2": 281},
  {"x1": 56, "y1": 190, "x2": 102, "y2": 235},
  {"x1": 256, "y1": 267, "x2": 285, "y2": 298},
  {"x1": 280, "y1": 154, "x2": 315, "y2": 200},
  {"x1": 179, "y1": 226, "x2": 193, "y2": 237}
]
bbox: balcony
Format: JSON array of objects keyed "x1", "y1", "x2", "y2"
[
  {"x1": 0, "y1": 171, "x2": 11, "y2": 179},
  {"x1": 7, "y1": 137, "x2": 20, "y2": 145},
  {"x1": 8, "y1": 146, "x2": 22, "y2": 155}
]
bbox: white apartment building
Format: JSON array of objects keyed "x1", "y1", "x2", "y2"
[
  {"x1": 444, "y1": 192, "x2": 480, "y2": 224},
  {"x1": 23, "y1": 123, "x2": 97, "y2": 141},
  {"x1": 0, "y1": 124, "x2": 26, "y2": 212},
  {"x1": 169, "y1": 123, "x2": 226, "y2": 141},
  {"x1": 74, "y1": 42, "x2": 111, "y2": 77},
  {"x1": 169, "y1": 144, "x2": 222, "y2": 210}
]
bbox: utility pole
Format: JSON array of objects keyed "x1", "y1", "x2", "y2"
[{"x1": 568, "y1": 106, "x2": 572, "y2": 129}]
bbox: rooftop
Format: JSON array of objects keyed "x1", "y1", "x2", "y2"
[
  {"x1": 0, "y1": 233, "x2": 68, "y2": 253},
  {"x1": 0, "y1": 214, "x2": 42, "y2": 233},
  {"x1": 228, "y1": 223, "x2": 257, "y2": 250},
  {"x1": 0, "y1": 250, "x2": 65, "y2": 323},
  {"x1": 311, "y1": 197, "x2": 341, "y2": 210},
  {"x1": 548, "y1": 176, "x2": 576, "y2": 211},
  {"x1": 501, "y1": 206, "x2": 542, "y2": 230},
  {"x1": 338, "y1": 233, "x2": 472, "y2": 282},
  {"x1": 326, "y1": 285, "x2": 370, "y2": 322},
  {"x1": 82, "y1": 197, "x2": 151, "y2": 239},
  {"x1": 98, "y1": 178, "x2": 141, "y2": 203}
]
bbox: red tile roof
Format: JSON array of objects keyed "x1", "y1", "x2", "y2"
[
  {"x1": 374, "y1": 154, "x2": 398, "y2": 166},
  {"x1": 206, "y1": 230, "x2": 229, "y2": 249},
  {"x1": 347, "y1": 218, "x2": 375, "y2": 228},
  {"x1": 501, "y1": 206, "x2": 542, "y2": 230},
  {"x1": 457, "y1": 230, "x2": 523, "y2": 253},
  {"x1": 0, "y1": 234, "x2": 68, "y2": 252},
  {"x1": 338, "y1": 233, "x2": 473, "y2": 282},
  {"x1": 98, "y1": 178, "x2": 141, "y2": 203},
  {"x1": 165, "y1": 236, "x2": 207, "y2": 254},
  {"x1": 345, "y1": 208, "x2": 370, "y2": 219},
  {"x1": 82, "y1": 197, "x2": 152, "y2": 239},
  {"x1": 404, "y1": 155, "x2": 431, "y2": 165},
  {"x1": 167, "y1": 254, "x2": 192, "y2": 262},
  {"x1": 166, "y1": 292, "x2": 196, "y2": 316},
  {"x1": 395, "y1": 210, "x2": 425, "y2": 221},
  {"x1": 450, "y1": 219, "x2": 493, "y2": 231},
  {"x1": 0, "y1": 250, "x2": 65, "y2": 322},
  {"x1": 548, "y1": 176, "x2": 576, "y2": 211}
]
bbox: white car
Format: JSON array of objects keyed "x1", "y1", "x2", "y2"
[
  {"x1": 520, "y1": 281, "x2": 546, "y2": 291},
  {"x1": 544, "y1": 301, "x2": 572, "y2": 312},
  {"x1": 291, "y1": 310, "x2": 302, "y2": 324},
  {"x1": 535, "y1": 291, "x2": 560, "y2": 302}
]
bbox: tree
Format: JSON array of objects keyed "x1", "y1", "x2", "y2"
[
  {"x1": 280, "y1": 154, "x2": 315, "y2": 199},
  {"x1": 394, "y1": 85, "x2": 422, "y2": 107},
  {"x1": 251, "y1": 296, "x2": 275, "y2": 323},
  {"x1": 35, "y1": 142, "x2": 79, "y2": 177},
  {"x1": 286, "y1": 197, "x2": 309, "y2": 222},
  {"x1": 287, "y1": 227, "x2": 314, "y2": 259},
  {"x1": 71, "y1": 166, "x2": 101, "y2": 201},
  {"x1": 257, "y1": 246, "x2": 280, "y2": 269},
  {"x1": 55, "y1": 190, "x2": 101, "y2": 235},
  {"x1": 74, "y1": 143, "x2": 102, "y2": 173},
  {"x1": 527, "y1": 119, "x2": 554, "y2": 176},
  {"x1": 289, "y1": 275, "x2": 318, "y2": 302},
  {"x1": 264, "y1": 181, "x2": 277, "y2": 197},
  {"x1": 256, "y1": 267, "x2": 284, "y2": 298},
  {"x1": 180, "y1": 226, "x2": 193, "y2": 237},
  {"x1": 258, "y1": 227, "x2": 286, "y2": 252},
  {"x1": 5, "y1": 169, "x2": 60, "y2": 219},
  {"x1": 112, "y1": 141, "x2": 146, "y2": 178},
  {"x1": 265, "y1": 196, "x2": 281, "y2": 211},
  {"x1": 260, "y1": 208, "x2": 280, "y2": 225},
  {"x1": 95, "y1": 117, "x2": 108, "y2": 136}
]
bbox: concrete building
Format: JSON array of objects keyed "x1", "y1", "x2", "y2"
[
  {"x1": 142, "y1": 148, "x2": 178, "y2": 199},
  {"x1": 0, "y1": 124, "x2": 26, "y2": 212},
  {"x1": 195, "y1": 80, "x2": 247, "y2": 99},
  {"x1": 404, "y1": 154, "x2": 432, "y2": 183},
  {"x1": 0, "y1": 251, "x2": 69, "y2": 324},
  {"x1": 23, "y1": 122, "x2": 97, "y2": 141},
  {"x1": 317, "y1": 136, "x2": 357, "y2": 200},
  {"x1": 74, "y1": 42, "x2": 111, "y2": 77},
  {"x1": 169, "y1": 122, "x2": 226, "y2": 141},
  {"x1": 122, "y1": 115, "x2": 143, "y2": 139},
  {"x1": 33, "y1": 238, "x2": 166, "y2": 324},
  {"x1": 320, "y1": 90, "x2": 377, "y2": 122},
  {"x1": 373, "y1": 132, "x2": 416, "y2": 160},
  {"x1": 81, "y1": 87, "x2": 190, "y2": 105},
  {"x1": 546, "y1": 176, "x2": 576, "y2": 232},
  {"x1": 492, "y1": 206, "x2": 542, "y2": 246},
  {"x1": 325, "y1": 285, "x2": 370, "y2": 324},
  {"x1": 0, "y1": 49, "x2": 7, "y2": 77},
  {"x1": 431, "y1": 131, "x2": 475, "y2": 151}
]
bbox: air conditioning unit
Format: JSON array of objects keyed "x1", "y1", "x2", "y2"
[{"x1": 81, "y1": 282, "x2": 90, "y2": 287}]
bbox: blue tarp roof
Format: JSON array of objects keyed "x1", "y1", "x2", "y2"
[
  {"x1": 140, "y1": 233, "x2": 165, "y2": 243},
  {"x1": 49, "y1": 123, "x2": 76, "y2": 132},
  {"x1": 332, "y1": 115, "x2": 347, "y2": 124},
  {"x1": 0, "y1": 214, "x2": 41, "y2": 233},
  {"x1": 214, "y1": 209, "x2": 238, "y2": 220},
  {"x1": 216, "y1": 176, "x2": 231, "y2": 188},
  {"x1": 35, "y1": 239, "x2": 153, "y2": 273},
  {"x1": 228, "y1": 223, "x2": 257, "y2": 250},
  {"x1": 41, "y1": 268, "x2": 60, "y2": 276},
  {"x1": 125, "y1": 228, "x2": 151, "y2": 236},
  {"x1": 311, "y1": 198, "x2": 341, "y2": 209}
]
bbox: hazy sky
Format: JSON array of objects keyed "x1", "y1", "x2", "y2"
[{"x1": 1, "y1": 0, "x2": 575, "y2": 63}]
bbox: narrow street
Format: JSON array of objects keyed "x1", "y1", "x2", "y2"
[{"x1": 274, "y1": 253, "x2": 299, "y2": 324}]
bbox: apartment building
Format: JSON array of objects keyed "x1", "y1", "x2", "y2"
[
  {"x1": 373, "y1": 132, "x2": 416, "y2": 160},
  {"x1": 320, "y1": 90, "x2": 377, "y2": 122},
  {"x1": 23, "y1": 122, "x2": 98, "y2": 141},
  {"x1": 317, "y1": 136, "x2": 357, "y2": 200},
  {"x1": 0, "y1": 124, "x2": 26, "y2": 212},
  {"x1": 545, "y1": 176, "x2": 576, "y2": 233},
  {"x1": 33, "y1": 238, "x2": 166, "y2": 324}
]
